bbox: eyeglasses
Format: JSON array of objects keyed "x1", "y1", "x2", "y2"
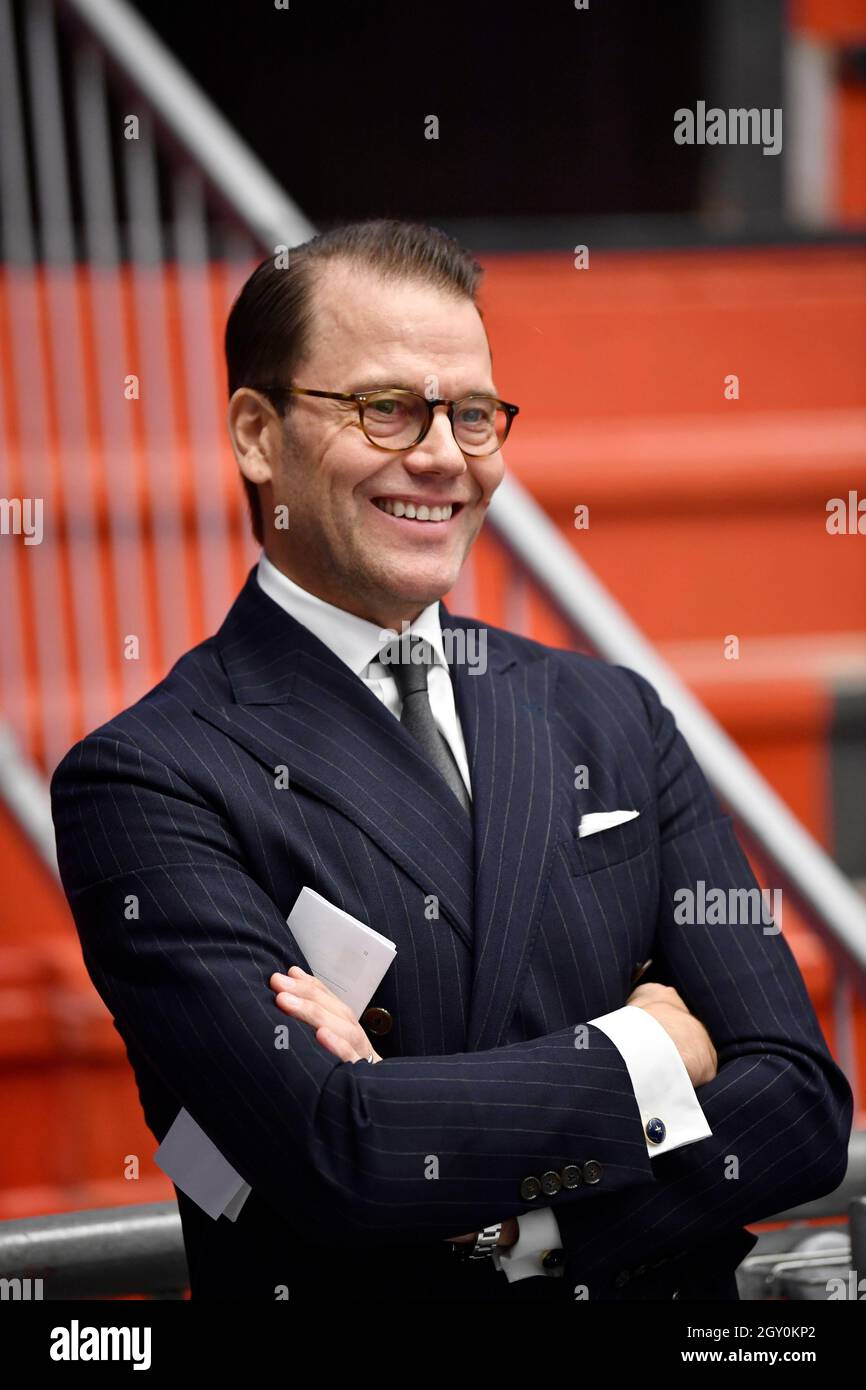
[{"x1": 251, "y1": 384, "x2": 520, "y2": 457}]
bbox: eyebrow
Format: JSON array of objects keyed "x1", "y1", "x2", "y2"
[{"x1": 345, "y1": 380, "x2": 499, "y2": 397}]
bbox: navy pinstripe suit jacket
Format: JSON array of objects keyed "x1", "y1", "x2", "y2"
[{"x1": 50, "y1": 565, "x2": 853, "y2": 1302}]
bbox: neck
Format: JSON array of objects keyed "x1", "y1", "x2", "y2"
[{"x1": 261, "y1": 550, "x2": 431, "y2": 630}]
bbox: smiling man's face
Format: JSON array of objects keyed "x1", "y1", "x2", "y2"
[{"x1": 233, "y1": 258, "x2": 506, "y2": 630}]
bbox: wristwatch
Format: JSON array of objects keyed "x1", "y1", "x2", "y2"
[{"x1": 452, "y1": 1221, "x2": 502, "y2": 1262}]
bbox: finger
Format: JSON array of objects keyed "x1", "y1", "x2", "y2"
[
  {"x1": 270, "y1": 969, "x2": 319, "y2": 996},
  {"x1": 270, "y1": 969, "x2": 322, "y2": 993},
  {"x1": 274, "y1": 992, "x2": 330, "y2": 1031},
  {"x1": 315, "y1": 1026, "x2": 360, "y2": 1064},
  {"x1": 287, "y1": 966, "x2": 356, "y2": 1005},
  {"x1": 271, "y1": 971, "x2": 357, "y2": 1024},
  {"x1": 628, "y1": 982, "x2": 686, "y2": 1010},
  {"x1": 299, "y1": 975, "x2": 360, "y2": 1024},
  {"x1": 270, "y1": 974, "x2": 332, "y2": 1009},
  {"x1": 275, "y1": 993, "x2": 370, "y2": 1057},
  {"x1": 318, "y1": 1027, "x2": 378, "y2": 1066}
]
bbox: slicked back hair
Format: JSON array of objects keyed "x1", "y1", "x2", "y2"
[{"x1": 225, "y1": 218, "x2": 486, "y2": 544}]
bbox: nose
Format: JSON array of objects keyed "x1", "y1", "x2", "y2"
[{"x1": 403, "y1": 403, "x2": 469, "y2": 475}]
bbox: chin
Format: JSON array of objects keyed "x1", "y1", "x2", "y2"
[
  {"x1": 395, "y1": 573, "x2": 459, "y2": 609},
  {"x1": 373, "y1": 556, "x2": 459, "y2": 600}
]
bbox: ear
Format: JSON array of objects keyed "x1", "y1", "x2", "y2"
[{"x1": 227, "y1": 388, "x2": 282, "y2": 485}]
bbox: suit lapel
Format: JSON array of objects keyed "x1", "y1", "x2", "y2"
[
  {"x1": 443, "y1": 607, "x2": 562, "y2": 1052},
  {"x1": 193, "y1": 568, "x2": 563, "y2": 1051},
  {"x1": 191, "y1": 568, "x2": 475, "y2": 950}
]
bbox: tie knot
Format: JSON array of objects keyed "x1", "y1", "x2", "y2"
[{"x1": 386, "y1": 635, "x2": 436, "y2": 700}]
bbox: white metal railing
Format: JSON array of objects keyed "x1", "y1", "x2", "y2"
[
  {"x1": 0, "y1": 722, "x2": 57, "y2": 872},
  {"x1": 61, "y1": 0, "x2": 314, "y2": 250}
]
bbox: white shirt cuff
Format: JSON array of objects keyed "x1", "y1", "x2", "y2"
[
  {"x1": 589, "y1": 1004, "x2": 712, "y2": 1155},
  {"x1": 493, "y1": 1005, "x2": 711, "y2": 1283},
  {"x1": 491, "y1": 1207, "x2": 563, "y2": 1282}
]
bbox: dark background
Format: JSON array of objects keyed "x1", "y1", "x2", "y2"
[{"x1": 133, "y1": 0, "x2": 708, "y2": 231}]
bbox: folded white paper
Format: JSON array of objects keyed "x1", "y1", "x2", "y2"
[
  {"x1": 578, "y1": 808, "x2": 640, "y2": 838},
  {"x1": 154, "y1": 1106, "x2": 251, "y2": 1221},
  {"x1": 155, "y1": 886, "x2": 397, "y2": 1221},
  {"x1": 286, "y1": 886, "x2": 397, "y2": 1017}
]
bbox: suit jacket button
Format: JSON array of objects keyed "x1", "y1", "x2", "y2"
[
  {"x1": 581, "y1": 1159, "x2": 603, "y2": 1185},
  {"x1": 520, "y1": 1175, "x2": 542, "y2": 1201},
  {"x1": 645, "y1": 1117, "x2": 666, "y2": 1145},
  {"x1": 360, "y1": 1006, "x2": 393, "y2": 1036},
  {"x1": 560, "y1": 1164, "x2": 583, "y2": 1189},
  {"x1": 540, "y1": 1170, "x2": 562, "y2": 1196},
  {"x1": 541, "y1": 1248, "x2": 565, "y2": 1271}
]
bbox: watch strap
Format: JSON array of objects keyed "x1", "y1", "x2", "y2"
[{"x1": 466, "y1": 1221, "x2": 503, "y2": 1260}]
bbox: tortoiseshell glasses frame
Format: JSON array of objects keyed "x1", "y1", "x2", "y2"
[{"x1": 250, "y1": 384, "x2": 520, "y2": 457}]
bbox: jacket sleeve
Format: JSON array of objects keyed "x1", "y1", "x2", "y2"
[
  {"x1": 50, "y1": 730, "x2": 658, "y2": 1250},
  {"x1": 551, "y1": 666, "x2": 854, "y2": 1280}
]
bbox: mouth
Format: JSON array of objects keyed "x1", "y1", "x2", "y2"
[{"x1": 370, "y1": 497, "x2": 465, "y2": 525}]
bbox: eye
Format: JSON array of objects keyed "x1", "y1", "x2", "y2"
[
  {"x1": 457, "y1": 401, "x2": 494, "y2": 427},
  {"x1": 368, "y1": 396, "x2": 410, "y2": 419}
]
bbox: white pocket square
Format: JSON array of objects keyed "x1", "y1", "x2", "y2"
[{"x1": 578, "y1": 809, "x2": 640, "y2": 838}]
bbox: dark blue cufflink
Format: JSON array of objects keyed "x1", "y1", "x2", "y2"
[{"x1": 645, "y1": 1116, "x2": 666, "y2": 1145}]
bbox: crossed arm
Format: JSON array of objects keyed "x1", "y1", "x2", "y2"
[
  {"x1": 266, "y1": 964, "x2": 719, "y2": 1264},
  {"x1": 49, "y1": 670, "x2": 852, "y2": 1265},
  {"x1": 266, "y1": 964, "x2": 514, "y2": 1247},
  {"x1": 50, "y1": 734, "x2": 676, "y2": 1249}
]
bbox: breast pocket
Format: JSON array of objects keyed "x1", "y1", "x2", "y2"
[
  {"x1": 515, "y1": 801, "x2": 661, "y2": 1031},
  {"x1": 563, "y1": 802, "x2": 657, "y2": 877}
]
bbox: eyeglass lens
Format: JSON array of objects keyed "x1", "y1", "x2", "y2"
[{"x1": 362, "y1": 392, "x2": 508, "y2": 454}]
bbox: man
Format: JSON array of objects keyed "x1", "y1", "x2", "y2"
[{"x1": 51, "y1": 219, "x2": 852, "y2": 1303}]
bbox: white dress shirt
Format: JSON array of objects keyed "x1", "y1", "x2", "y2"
[{"x1": 256, "y1": 553, "x2": 712, "y2": 1283}]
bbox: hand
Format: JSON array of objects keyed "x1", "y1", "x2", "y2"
[
  {"x1": 445, "y1": 1217, "x2": 519, "y2": 1248},
  {"x1": 625, "y1": 981, "x2": 718, "y2": 1087},
  {"x1": 269, "y1": 967, "x2": 383, "y2": 1064}
]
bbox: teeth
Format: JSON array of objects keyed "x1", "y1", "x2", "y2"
[{"x1": 373, "y1": 498, "x2": 453, "y2": 522}]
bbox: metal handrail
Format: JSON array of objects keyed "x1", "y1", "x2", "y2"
[
  {"x1": 0, "y1": 723, "x2": 57, "y2": 872},
  {"x1": 0, "y1": 1164, "x2": 863, "y2": 1299},
  {"x1": 0, "y1": 1201, "x2": 187, "y2": 1299},
  {"x1": 60, "y1": 0, "x2": 314, "y2": 250}
]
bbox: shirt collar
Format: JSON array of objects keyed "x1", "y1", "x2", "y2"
[{"x1": 256, "y1": 552, "x2": 448, "y2": 677}]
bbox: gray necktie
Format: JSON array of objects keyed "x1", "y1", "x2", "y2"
[{"x1": 389, "y1": 636, "x2": 471, "y2": 817}]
